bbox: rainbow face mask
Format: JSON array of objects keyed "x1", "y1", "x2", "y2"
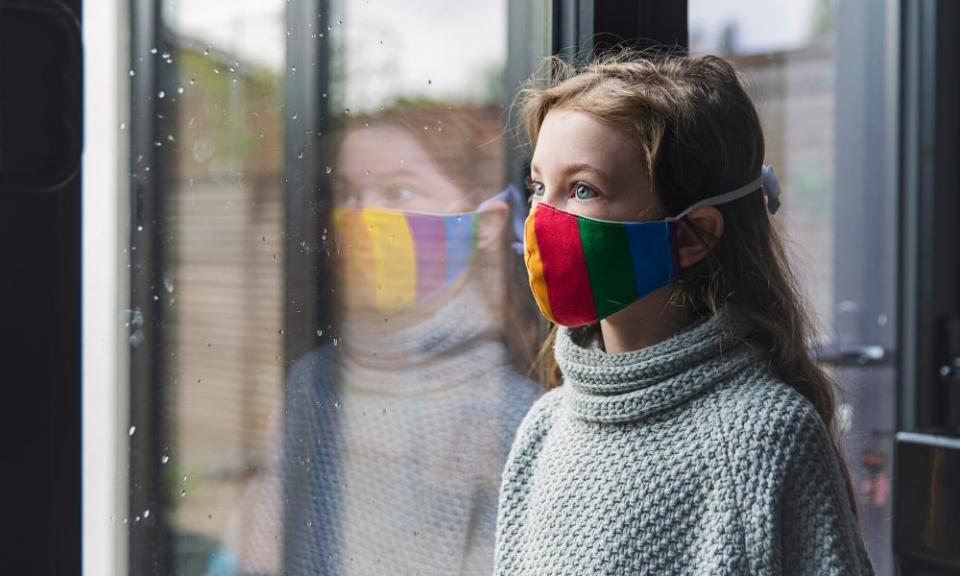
[
  {"x1": 523, "y1": 165, "x2": 782, "y2": 327},
  {"x1": 333, "y1": 188, "x2": 513, "y2": 315}
]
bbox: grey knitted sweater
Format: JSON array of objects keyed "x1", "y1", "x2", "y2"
[{"x1": 493, "y1": 311, "x2": 875, "y2": 575}]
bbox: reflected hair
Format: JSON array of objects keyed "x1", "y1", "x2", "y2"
[{"x1": 514, "y1": 48, "x2": 859, "y2": 521}]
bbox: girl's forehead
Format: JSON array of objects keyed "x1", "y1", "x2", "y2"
[{"x1": 532, "y1": 109, "x2": 645, "y2": 180}]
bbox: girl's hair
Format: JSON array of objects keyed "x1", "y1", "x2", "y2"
[{"x1": 515, "y1": 49, "x2": 858, "y2": 519}]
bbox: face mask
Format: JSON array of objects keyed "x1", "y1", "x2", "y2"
[
  {"x1": 523, "y1": 165, "x2": 782, "y2": 327},
  {"x1": 333, "y1": 187, "x2": 512, "y2": 315}
]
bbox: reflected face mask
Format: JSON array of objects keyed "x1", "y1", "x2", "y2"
[
  {"x1": 333, "y1": 188, "x2": 512, "y2": 315},
  {"x1": 523, "y1": 166, "x2": 782, "y2": 327}
]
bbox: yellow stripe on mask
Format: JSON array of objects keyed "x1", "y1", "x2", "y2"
[
  {"x1": 524, "y1": 209, "x2": 554, "y2": 322},
  {"x1": 361, "y1": 207, "x2": 417, "y2": 314}
]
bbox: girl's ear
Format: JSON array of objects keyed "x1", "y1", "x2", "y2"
[
  {"x1": 476, "y1": 199, "x2": 509, "y2": 250},
  {"x1": 675, "y1": 205, "x2": 725, "y2": 268}
]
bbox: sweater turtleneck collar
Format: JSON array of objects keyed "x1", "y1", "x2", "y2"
[
  {"x1": 555, "y1": 308, "x2": 763, "y2": 424},
  {"x1": 336, "y1": 280, "x2": 513, "y2": 395}
]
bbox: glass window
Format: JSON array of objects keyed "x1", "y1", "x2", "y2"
[
  {"x1": 136, "y1": 1, "x2": 552, "y2": 574},
  {"x1": 689, "y1": 1, "x2": 898, "y2": 574}
]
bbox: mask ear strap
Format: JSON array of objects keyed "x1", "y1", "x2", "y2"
[
  {"x1": 477, "y1": 183, "x2": 527, "y2": 255},
  {"x1": 476, "y1": 186, "x2": 513, "y2": 211},
  {"x1": 669, "y1": 164, "x2": 782, "y2": 221}
]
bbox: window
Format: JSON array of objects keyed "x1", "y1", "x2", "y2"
[{"x1": 126, "y1": 1, "x2": 553, "y2": 574}]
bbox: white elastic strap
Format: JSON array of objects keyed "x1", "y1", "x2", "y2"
[
  {"x1": 672, "y1": 173, "x2": 762, "y2": 220},
  {"x1": 671, "y1": 164, "x2": 782, "y2": 220}
]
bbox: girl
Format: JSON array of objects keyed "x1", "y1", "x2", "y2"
[{"x1": 493, "y1": 51, "x2": 875, "y2": 575}]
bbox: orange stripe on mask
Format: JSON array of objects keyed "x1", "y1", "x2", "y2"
[{"x1": 523, "y1": 207, "x2": 554, "y2": 323}]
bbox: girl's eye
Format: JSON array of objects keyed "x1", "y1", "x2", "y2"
[
  {"x1": 574, "y1": 184, "x2": 598, "y2": 200},
  {"x1": 524, "y1": 176, "x2": 545, "y2": 197},
  {"x1": 385, "y1": 185, "x2": 414, "y2": 203}
]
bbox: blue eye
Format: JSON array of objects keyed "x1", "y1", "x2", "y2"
[
  {"x1": 574, "y1": 184, "x2": 598, "y2": 200},
  {"x1": 524, "y1": 176, "x2": 545, "y2": 197}
]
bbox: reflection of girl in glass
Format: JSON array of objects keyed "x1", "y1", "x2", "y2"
[
  {"x1": 494, "y1": 51, "x2": 875, "y2": 574},
  {"x1": 211, "y1": 104, "x2": 543, "y2": 576}
]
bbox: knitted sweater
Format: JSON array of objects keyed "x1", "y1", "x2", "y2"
[{"x1": 493, "y1": 311, "x2": 876, "y2": 575}]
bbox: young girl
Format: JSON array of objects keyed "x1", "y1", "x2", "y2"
[{"x1": 494, "y1": 51, "x2": 876, "y2": 575}]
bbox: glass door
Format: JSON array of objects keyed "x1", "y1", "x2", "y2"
[{"x1": 127, "y1": 0, "x2": 553, "y2": 574}]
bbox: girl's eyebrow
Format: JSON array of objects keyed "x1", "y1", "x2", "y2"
[{"x1": 530, "y1": 162, "x2": 611, "y2": 183}]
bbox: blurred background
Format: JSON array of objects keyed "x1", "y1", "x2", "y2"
[{"x1": 3, "y1": 0, "x2": 960, "y2": 575}]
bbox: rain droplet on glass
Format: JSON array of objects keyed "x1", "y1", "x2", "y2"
[
  {"x1": 128, "y1": 426, "x2": 136, "y2": 436},
  {"x1": 157, "y1": 90, "x2": 165, "y2": 99}
]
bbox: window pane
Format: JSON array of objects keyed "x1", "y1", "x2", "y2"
[
  {"x1": 150, "y1": 1, "x2": 550, "y2": 574},
  {"x1": 690, "y1": 1, "x2": 897, "y2": 574}
]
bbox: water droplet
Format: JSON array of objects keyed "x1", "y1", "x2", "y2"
[
  {"x1": 128, "y1": 426, "x2": 136, "y2": 436},
  {"x1": 316, "y1": 329, "x2": 323, "y2": 337},
  {"x1": 143, "y1": 509, "x2": 150, "y2": 519},
  {"x1": 137, "y1": 225, "x2": 143, "y2": 232},
  {"x1": 180, "y1": 490, "x2": 187, "y2": 498},
  {"x1": 292, "y1": 112, "x2": 299, "y2": 120},
  {"x1": 325, "y1": 166, "x2": 332, "y2": 175},
  {"x1": 129, "y1": 69, "x2": 136, "y2": 77},
  {"x1": 203, "y1": 47, "x2": 210, "y2": 56},
  {"x1": 343, "y1": 108, "x2": 351, "y2": 115},
  {"x1": 177, "y1": 86, "x2": 184, "y2": 94},
  {"x1": 297, "y1": 151, "x2": 304, "y2": 160},
  {"x1": 161, "y1": 52, "x2": 170, "y2": 60},
  {"x1": 427, "y1": 79, "x2": 432, "y2": 85},
  {"x1": 189, "y1": 76, "x2": 196, "y2": 85},
  {"x1": 333, "y1": 401, "x2": 341, "y2": 409},
  {"x1": 157, "y1": 90, "x2": 165, "y2": 99},
  {"x1": 161, "y1": 455, "x2": 169, "y2": 464},
  {"x1": 183, "y1": 475, "x2": 188, "y2": 482},
  {"x1": 291, "y1": 66, "x2": 297, "y2": 73},
  {"x1": 150, "y1": 47, "x2": 158, "y2": 54},
  {"x1": 120, "y1": 122, "x2": 126, "y2": 130}
]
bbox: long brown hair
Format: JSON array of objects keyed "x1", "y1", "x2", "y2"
[{"x1": 514, "y1": 49, "x2": 859, "y2": 519}]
